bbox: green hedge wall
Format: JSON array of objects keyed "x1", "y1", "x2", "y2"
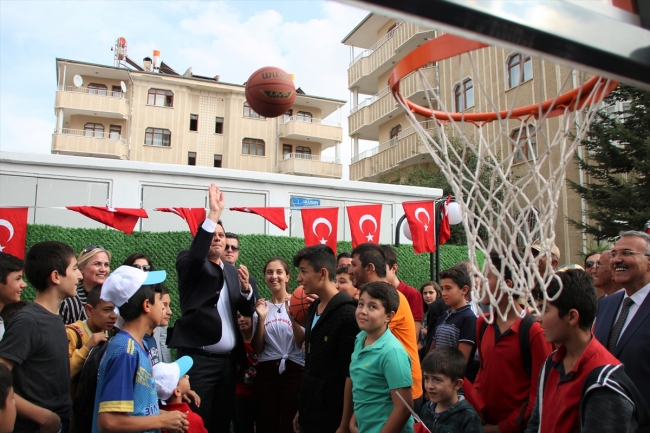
[{"x1": 23, "y1": 224, "x2": 483, "y2": 324}]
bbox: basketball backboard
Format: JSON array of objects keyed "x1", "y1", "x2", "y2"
[{"x1": 339, "y1": 0, "x2": 650, "y2": 89}]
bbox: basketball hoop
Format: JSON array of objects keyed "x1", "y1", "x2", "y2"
[{"x1": 389, "y1": 33, "x2": 618, "y2": 321}]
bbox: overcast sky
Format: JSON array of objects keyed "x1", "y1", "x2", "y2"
[{"x1": 0, "y1": 1, "x2": 374, "y2": 178}]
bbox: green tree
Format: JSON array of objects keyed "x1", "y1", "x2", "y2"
[{"x1": 568, "y1": 84, "x2": 650, "y2": 240}]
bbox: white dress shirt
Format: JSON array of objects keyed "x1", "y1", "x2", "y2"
[{"x1": 615, "y1": 281, "x2": 650, "y2": 343}]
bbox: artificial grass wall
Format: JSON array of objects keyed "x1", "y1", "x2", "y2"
[{"x1": 23, "y1": 224, "x2": 483, "y2": 324}]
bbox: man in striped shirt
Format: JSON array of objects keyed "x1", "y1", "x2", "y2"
[{"x1": 60, "y1": 245, "x2": 111, "y2": 324}]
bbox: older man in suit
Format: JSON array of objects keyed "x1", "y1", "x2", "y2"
[
  {"x1": 594, "y1": 230, "x2": 650, "y2": 430},
  {"x1": 169, "y1": 184, "x2": 256, "y2": 432}
]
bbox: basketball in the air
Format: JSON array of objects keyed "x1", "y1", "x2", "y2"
[
  {"x1": 245, "y1": 66, "x2": 296, "y2": 118},
  {"x1": 289, "y1": 285, "x2": 316, "y2": 327}
]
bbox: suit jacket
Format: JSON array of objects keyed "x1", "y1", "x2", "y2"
[
  {"x1": 168, "y1": 222, "x2": 256, "y2": 367},
  {"x1": 594, "y1": 289, "x2": 650, "y2": 419}
]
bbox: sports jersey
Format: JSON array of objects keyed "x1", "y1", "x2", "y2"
[{"x1": 92, "y1": 330, "x2": 160, "y2": 433}]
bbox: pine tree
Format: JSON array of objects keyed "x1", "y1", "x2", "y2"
[{"x1": 568, "y1": 84, "x2": 650, "y2": 240}]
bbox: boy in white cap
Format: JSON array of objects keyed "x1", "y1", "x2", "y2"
[
  {"x1": 154, "y1": 357, "x2": 207, "y2": 433},
  {"x1": 92, "y1": 266, "x2": 189, "y2": 433}
]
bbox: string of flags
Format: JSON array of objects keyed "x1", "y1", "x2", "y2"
[{"x1": 0, "y1": 200, "x2": 453, "y2": 259}]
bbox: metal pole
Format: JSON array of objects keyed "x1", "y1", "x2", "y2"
[
  {"x1": 435, "y1": 201, "x2": 441, "y2": 283},
  {"x1": 394, "y1": 214, "x2": 407, "y2": 247}
]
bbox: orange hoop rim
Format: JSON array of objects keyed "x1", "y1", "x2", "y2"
[{"x1": 389, "y1": 34, "x2": 619, "y2": 124}]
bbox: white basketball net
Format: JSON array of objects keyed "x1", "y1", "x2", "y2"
[{"x1": 394, "y1": 52, "x2": 615, "y2": 321}]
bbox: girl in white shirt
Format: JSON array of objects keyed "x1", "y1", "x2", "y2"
[{"x1": 252, "y1": 257, "x2": 305, "y2": 433}]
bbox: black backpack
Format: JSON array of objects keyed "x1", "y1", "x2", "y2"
[
  {"x1": 478, "y1": 313, "x2": 536, "y2": 375},
  {"x1": 73, "y1": 336, "x2": 112, "y2": 432}
]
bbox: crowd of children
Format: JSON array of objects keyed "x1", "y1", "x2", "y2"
[{"x1": 0, "y1": 219, "x2": 649, "y2": 433}]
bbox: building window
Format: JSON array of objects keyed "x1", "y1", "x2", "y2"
[
  {"x1": 283, "y1": 109, "x2": 293, "y2": 123},
  {"x1": 109, "y1": 125, "x2": 122, "y2": 140},
  {"x1": 111, "y1": 85, "x2": 123, "y2": 98},
  {"x1": 511, "y1": 125, "x2": 537, "y2": 163},
  {"x1": 188, "y1": 152, "x2": 196, "y2": 166},
  {"x1": 242, "y1": 138, "x2": 265, "y2": 156},
  {"x1": 283, "y1": 144, "x2": 292, "y2": 157},
  {"x1": 147, "y1": 88, "x2": 174, "y2": 107},
  {"x1": 243, "y1": 101, "x2": 266, "y2": 119},
  {"x1": 389, "y1": 124, "x2": 402, "y2": 142},
  {"x1": 297, "y1": 111, "x2": 313, "y2": 122},
  {"x1": 145, "y1": 127, "x2": 171, "y2": 147},
  {"x1": 386, "y1": 23, "x2": 397, "y2": 34},
  {"x1": 214, "y1": 154, "x2": 222, "y2": 168},
  {"x1": 190, "y1": 114, "x2": 198, "y2": 132},
  {"x1": 84, "y1": 123, "x2": 104, "y2": 138},
  {"x1": 517, "y1": 207, "x2": 541, "y2": 247},
  {"x1": 296, "y1": 146, "x2": 312, "y2": 159},
  {"x1": 454, "y1": 78, "x2": 474, "y2": 111},
  {"x1": 215, "y1": 117, "x2": 224, "y2": 134},
  {"x1": 507, "y1": 54, "x2": 532, "y2": 88},
  {"x1": 88, "y1": 83, "x2": 107, "y2": 96}
]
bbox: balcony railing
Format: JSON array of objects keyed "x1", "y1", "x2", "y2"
[
  {"x1": 283, "y1": 153, "x2": 337, "y2": 163},
  {"x1": 351, "y1": 120, "x2": 435, "y2": 163},
  {"x1": 350, "y1": 86, "x2": 391, "y2": 115},
  {"x1": 350, "y1": 20, "x2": 404, "y2": 67},
  {"x1": 281, "y1": 116, "x2": 340, "y2": 127},
  {"x1": 54, "y1": 128, "x2": 127, "y2": 144},
  {"x1": 58, "y1": 85, "x2": 126, "y2": 99}
]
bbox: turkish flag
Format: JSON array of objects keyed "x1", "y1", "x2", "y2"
[
  {"x1": 439, "y1": 195, "x2": 452, "y2": 246},
  {"x1": 301, "y1": 207, "x2": 338, "y2": 255},
  {"x1": 155, "y1": 208, "x2": 206, "y2": 236},
  {"x1": 347, "y1": 204, "x2": 382, "y2": 248},
  {"x1": 67, "y1": 206, "x2": 148, "y2": 234},
  {"x1": 0, "y1": 208, "x2": 28, "y2": 259},
  {"x1": 403, "y1": 201, "x2": 435, "y2": 254},
  {"x1": 230, "y1": 207, "x2": 288, "y2": 231}
]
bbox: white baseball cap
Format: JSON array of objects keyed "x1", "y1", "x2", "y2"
[
  {"x1": 153, "y1": 356, "x2": 194, "y2": 401},
  {"x1": 100, "y1": 265, "x2": 167, "y2": 308}
]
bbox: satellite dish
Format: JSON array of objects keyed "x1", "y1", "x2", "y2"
[
  {"x1": 120, "y1": 81, "x2": 127, "y2": 93},
  {"x1": 73, "y1": 75, "x2": 83, "y2": 88}
]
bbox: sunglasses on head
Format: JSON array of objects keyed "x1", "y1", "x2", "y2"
[
  {"x1": 131, "y1": 264, "x2": 151, "y2": 272},
  {"x1": 224, "y1": 245, "x2": 240, "y2": 252},
  {"x1": 82, "y1": 245, "x2": 104, "y2": 255}
]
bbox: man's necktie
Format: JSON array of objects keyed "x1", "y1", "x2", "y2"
[{"x1": 607, "y1": 297, "x2": 634, "y2": 353}]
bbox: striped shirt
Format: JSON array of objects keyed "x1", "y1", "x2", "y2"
[
  {"x1": 433, "y1": 304, "x2": 476, "y2": 349},
  {"x1": 60, "y1": 284, "x2": 88, "y2": 325}
]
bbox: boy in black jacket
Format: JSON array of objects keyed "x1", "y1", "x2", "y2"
[{"x1": 292, "y1": 245, "x2": 359, "y2": 433}]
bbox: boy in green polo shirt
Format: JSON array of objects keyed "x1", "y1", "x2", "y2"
[{"x1": 350, "y1": 281, "x2": 413, "y2": 433}]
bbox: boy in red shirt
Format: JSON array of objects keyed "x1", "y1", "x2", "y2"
[
  {"x1": 524, "y1": 269, "x2": 649, "y2": 433},
  {"x1": 475, "y1": 252, "x2": 552, "y2": 433},
  {"x1": 154, "y1": 356, "x2": 207, "y2": 433}
]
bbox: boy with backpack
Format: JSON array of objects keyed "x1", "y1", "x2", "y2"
[
  {"x1": 92, "y1": 265, "x2": 189, "y2": 433},
  {"x1": 0, "y1": 241, "x2": 81, "y2": 433},
  {"x1": 474, "y1": 252, "x2": 553, "y2": 433},
  {"x1": 525, "y1": 269, "x2": 650, "y2": 433},
  {"x1": 66, "y1": 285, "x2": 117, "y2": 393}
]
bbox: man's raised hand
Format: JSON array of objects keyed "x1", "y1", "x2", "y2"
[{"x1": 207, "y1": 183, "x2": 225, "y2": 223}]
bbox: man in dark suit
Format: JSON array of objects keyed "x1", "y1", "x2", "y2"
[
  {"x1": 223, "y1": 231, "x2": 259, "y2": 295},
  {"x1": 594, "y1": 230, "x2": 650, "y2": 429},
  {"x1": 169, "y1": 184, "x2": 257, "y2": 432}
]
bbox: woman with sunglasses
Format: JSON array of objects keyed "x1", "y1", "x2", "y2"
[
  {"x1": 60, "y1": 245, "x2": 111, "y2": 325},
  {"x1": 121, "y1": 254, "x2": 172, "y2": 364}
]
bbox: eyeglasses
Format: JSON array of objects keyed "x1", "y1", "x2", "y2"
[
  {"x1": 224, "y1": 245, "x2": 240, "y2": 252},
  {"x1": 131, "y1": 264, "x2": 151, "y2": 272},
  {"x1": 610, "y1": 250, "x2": 650, "y2": 258},
  {"x1": 585, "y1": 260, "x2": 596, "y2": 269},
  {"x1": 82, "y1": 245, "x2": 104, "y2": 255}
]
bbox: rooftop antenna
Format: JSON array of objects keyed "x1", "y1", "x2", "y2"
[{"x1": 113, "y1": 37, "x2": 127, "y2": 68}]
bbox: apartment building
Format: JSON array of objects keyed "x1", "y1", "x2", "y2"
[
  {"x1": 51, "y1": 44, "x2": 345, "y2": 179},
  {"x1": 343, "y1": 14, "x2": 597, "y2": 264}
]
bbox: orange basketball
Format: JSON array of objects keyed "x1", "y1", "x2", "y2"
[
  {"x1": 289, "y1": 285, "x2": 317, "y2": 327},
  {"x1": 245, "y1": 66, "x2": 296, "y2": 118}
]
